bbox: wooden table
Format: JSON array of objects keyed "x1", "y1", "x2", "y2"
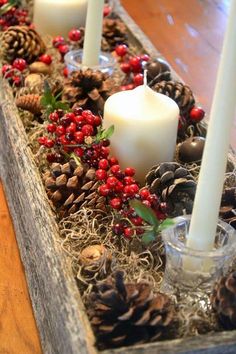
[{"x1": 0, "y1": 1, "x2": 232, "y2": 352}]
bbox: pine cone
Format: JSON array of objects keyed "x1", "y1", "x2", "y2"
[
  {"x1": 211, "y1": 271, "x2": 236, "y2": 329},
  {"x1": 62, "y1": 69, "x2": 114, "y2": 115},
  {"x1": 2, "y1": 26, "x2": 46, "y2": 63},
  {"x1": 220, "y1": 187, "x2": 236, "y2": 229},
  {"x1": 152, "y1": 80, "x2": 195, "y2": 118},
  {"x1": 88, "y1": 271, "x2": 173, "y2": 349},
  {"x1": 16, "y1": 94, "x2": 42, "y2": 115},
  {"x1": 145, "y1": 162, "x2": 196, "y2": 216},
  {"x1": 102, "y1": 18, "x2": 128, "y2": 51},
  {"x1": 43, "y1": 160, "x2": 106, "y2": 218}
]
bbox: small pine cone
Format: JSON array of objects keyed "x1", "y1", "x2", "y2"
[
  {"x1": 220, "y1": 187, "x2": 236, "y2": 229},
  {"x1": 88, "y1": 271, "x2": 174, "y2": 349},
  {"x1": 152, "y1": 80, "x2": 195, "y2": 118},
  {"x1": 145, "y1": 162, "x2": 196, "y2": 216},
  {"x1": 62, "y1": 69, "x2": 114, "y2": 115},
  {"x1": 43, "y1": 160, "x2": 106, "y2": 218},
  {"x1": 211, "y1": 271, "x2": 236, "y2": 329},
  {"x1": 16, "y1": 94, "x2": 42, "y2": 115},
  {"x1": 102, "y1": 18, "x2": 128, "y2": 51},
  {"x1": 2, "y1": 26, "x2": 46, "y2": 63}
]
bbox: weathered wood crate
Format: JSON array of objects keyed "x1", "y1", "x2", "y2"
[{"x1": 0, "y1": 1, "x2": 236, "y2": 353}]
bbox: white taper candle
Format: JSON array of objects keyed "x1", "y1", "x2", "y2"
[
  {"x1": 186, "y1": 0, "x2": 236, "y2": 252},
  {"x1": 82, "y1": 0, "x2": 104, "y2": 67}
]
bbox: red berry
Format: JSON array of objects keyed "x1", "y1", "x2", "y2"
[
  {"x1": 101, "y1": 146, "x2": 110, "y2": 157},
  {"x1": 189, "y1": 107, "x2": 205, "y2": 122},
  {"x1": 59, "y1": 135, "x2": 70, "y2": 145},
  {"x1": 12, "y1": 58, "x2": 27, "y2": 71},
  {"x1": 52, "y1": 35, "x2": 65, "y2": 48},
  {"x1": 74, "y1": 131, "x2": 84, "y2": 143},
  {"x1": 106, "y1": 176, "x2": 118, "y2": 189},
  {"x1": 85, "y1": 113, "x2": 95, "y2": 125},
  {"x1": 46, "y1": 153, "x2": 57, "y2": 163},
  {"x1": 103, "y1": 4, "x2": 112, "y2": 17},
  {"x1": 112, "y1": 223, "x2": 124, "y2": 235},
  {"x1": 55, "y1": 125, "x2": 65, "y2": 136},
  {"x1": 0, "y1": 0, "x2": 8, "y2": 6},
  {"x1": 73, "y1": 107, "x2": 83, "y2": 115},
  {"x1": 124, "y1": 184, "x2": 139, "y2": 196},
  {"x1": 124, "y1": 227, "x2": 134, "y2": 238},
  {"x1": 12, "y1": 76, "x2": 21, "y2": 86},
  {"x1": 129, "y1": 56, "x2": 142, "y2": 73},
  {"x1": 39, "y1": 54, "x2": 52, "y2": 65},
  {"x1": 140, "y1": 54, "x2": 150, "y2": 62},
  {"x1": 142, "y1": 200, "x2": 151, "y2": 208},
  {"x1": 139, "y1": 188, "x2": 150, "y2": 200},
  {"x1": 124, "y1": 167, "x2": 135, "y2": 176},
  {"x1": 45, "y1": 138, "x2": 55, "y2": 148},
  {"x1": 115, "y1": 181, "x2": 124, "y2": 192},
  {"x1": 68, "y1": 28, "x2": 81, "y2": 41},
  {"x1": 81, "y1": 124, "x2": 94, "y2": 136},
  {"x1": 130, "y1": 216, "x2": 143, "y2": 226},
  {"x1": 74, "y1": 147, "x2": 84, "y2": 157},
  {"x1": 120, "y1": 62, "x2": 131, "y2": 74},
  {"x1": 38, "y1": 136, "x2": 47, "y2": 145},
  {"x1": 124, "y1": 176, "x2": 135, "y2": 185},
  {"x1": 47, "y1": 123, "x2": 56, "y2": 133},
  {"x1": 63, "y1": 67, "x2": 69, "y2": 77},
  {"x1": 109, "y1": 197, "x2": 122, "y2": 210},
  {"x1": 95, "y1": 169, "x2": 107, "y2": 180},
  {"x1": 133, "y1": 73, "x2": 144, "y2": 86},
  {"x1": 115, "y1": 44, "x2": 128, "y2": 57},
  {"x1": 49, "y1": 112, "x2": 59, "y2": 122},
  {"x1": 66, "y1": 122, "x2": 77, "y2": 134},
  {"x1": 98, "y1": 159, "x2": 109, "y2": 170},
  {"x1": 122, "y1": 83, "x2": 134, "y2": 90},
  {"x1": 99, "y1": 184, "x2": 110, "y2": 196},
  {"x1": 94, "y1": 115, "x2": 102, "y2": 126},
  {"x1": 110, "y1": 164, "x2": 121, "y2": 175},
  {"x1": 1, "y1": 64, "x2": 13, "y2": 78},
  {"x1": 58, "y1": 44, "x2": 69, "y2": 54},
  {"x1": 109, "y1": 156, "x2": 119, "y2": 166}
]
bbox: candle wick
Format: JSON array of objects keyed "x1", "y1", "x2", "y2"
[{"x1": 144, "y1": 69, "x2": 148, "y2": 86}]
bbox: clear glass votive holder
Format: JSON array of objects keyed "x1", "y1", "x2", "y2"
[
  {"x1": 161, "y1": 215, "x2": 236, "y2": 296},
  {"x1": 64, "y1": 49, "x2": 116, "y2": 75}
]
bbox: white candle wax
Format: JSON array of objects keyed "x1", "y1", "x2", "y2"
[
  {"x1": 82, "y1": 0, "x2": 104, "y2": 67},
  {"x1": 103, "y1": 85, "x2": 179, "y2": 183},
  {"x1": 33, "y1": 0, "x2": 88, "y2": 38},
  {"x1": 186, "y1": 0, "x2": 236, "y2": 254}
]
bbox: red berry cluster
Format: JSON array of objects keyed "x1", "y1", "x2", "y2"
[
  {"x1": 96, "y1": 160, "x2": 166, "y2": 239},
  {"x1": 0, "y1": 1, "x2": 30, "y2": 30},
  {"x1": 52, "y1": 28, "x2": 81, "y2": 60},
  {"x1": 38, "y1": 107, "x2": 112, "y2": 166},
  {"x1": 1, "y1": 58, "x2": 27, "y2": 86},
  {"x1": 115, "y1": 44, "x2": 150, "y2": 90}
]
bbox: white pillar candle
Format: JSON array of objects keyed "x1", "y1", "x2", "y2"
[
  {"x1": 186, "y1": 0, "x2": 236, "y2": 253},
  {"x1": 82, "y1": 0, "x2": 104, "y2": 67},
  {"x1": 33, "y1": 0, "x2": 88, "y2": 38},
  {"x1": 103, "y1": 84, "x2": 179, "y2": 183}
]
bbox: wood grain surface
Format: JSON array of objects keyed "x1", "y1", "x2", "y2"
[{"x1": 0, "y1": 1, "x2": 234, "y2": 353}]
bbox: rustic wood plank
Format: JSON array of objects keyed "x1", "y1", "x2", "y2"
[
  {"x1": 0, "y1": 181, "x2": 42, "y2": 354},
  {"x1": 0, "y1": 1, "x2": 236, "y2": 353}
]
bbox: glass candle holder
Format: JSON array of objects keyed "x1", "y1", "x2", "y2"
[
  {"x1": 161, "y1": 215, "x2": 236, "y2": 296},
  {"x1": 64, "y1": 49, "x2": 116, "y2": 75}
]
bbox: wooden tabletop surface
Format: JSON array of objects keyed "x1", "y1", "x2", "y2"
[{"x1": 0, "y1": 1, "x2": 233, "y2": 353}]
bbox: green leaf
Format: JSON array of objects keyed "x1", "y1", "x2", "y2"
[
  {"x1": 129, "y1": 199, "x2": 159, "y2": 227},
  {"x1": 157, "y1": 218, "x2": 174, "y2": 232},
  {"x1": 0, "y1": 1, "x2": 17, "y2": 15},
  {"x1": 95, "y1": 125, "x2": 114, "y2": 142},
  {"x1": 55, "y1": 101, "x2": 70, "y2": 111},
  {"x1": 141, "y1": 230, "x2": 156, "y2": 245}
]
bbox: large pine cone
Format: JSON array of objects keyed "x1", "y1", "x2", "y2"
[
  {"x1": 102, "y1": 18, "x2": 128, "y2": 51},
  {"x1": 43, "y1": 160, "x2": 106, "y2": 218},
  {"x1": 88, "y1": 271, "x2": 173, "y2": 349},
  {"x1": 145, "y1": 162, "x2": 196, "y2": 216},
  {"x1": 62, "y1": 69, "x2": 113, "y2": 115},
  {"x1": 1, "y1": 26, "x2": 46, "y2": 63},
  {"x1": 152, "y1": 80, "x2": 195, "y2": 118},
  {"x1": 220, "y1": 187, "x2": 236, "y2": 229},
  {"x1": 211, "y1": 271, "x2": 236, "y2": 329}
]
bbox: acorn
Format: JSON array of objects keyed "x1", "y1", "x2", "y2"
[
  {"x1": 29, "y1": 61, "x2": 52, "y2": 75},
  {"x1": 178, "y1": 136, "x2": 205, "y2": 163},
  {"x1": 144, "y1": 57, "x2": 171, "y2": 85}
]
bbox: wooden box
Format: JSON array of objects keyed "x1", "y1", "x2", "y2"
[{"x1": 1, "y1": 2, "x2": 236, "y2": 353}]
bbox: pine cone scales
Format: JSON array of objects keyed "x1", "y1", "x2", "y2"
[
  {"x1": 88, "y1": 271, "x2": 173, "y2": 349},
  {"x1": 152, "y1": 80, "x2": 195, "y2": 117},
  {"x1": 2, "y1": 26, "x2": 46, "y2": 63},
  {"x1": 145, "y1": 162, "x2": 196, "y2": 216},
  {"x1": 62, "y1": 69, "x2": 113, "y2": 114},
  {"x1": 43, "y1": 160, "x2": 105, "y2": 217},
  {"x1": 16, "y1": 94, "x2": 42, "y2": 115},
  {"x1": 102, "y1": 18, "x2": 128, "y2": 51},
  {"x1": 211, "y1": 272, "x2": 236, "y2": 329}
]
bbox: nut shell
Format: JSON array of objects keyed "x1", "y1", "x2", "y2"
[{"x1": 178, "y1": 136, "x2": 205, "y2": 163}]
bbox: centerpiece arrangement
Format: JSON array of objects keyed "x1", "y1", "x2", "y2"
[{"x1": 0, "y1": 0, "x2": 236, "y2": 353}]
